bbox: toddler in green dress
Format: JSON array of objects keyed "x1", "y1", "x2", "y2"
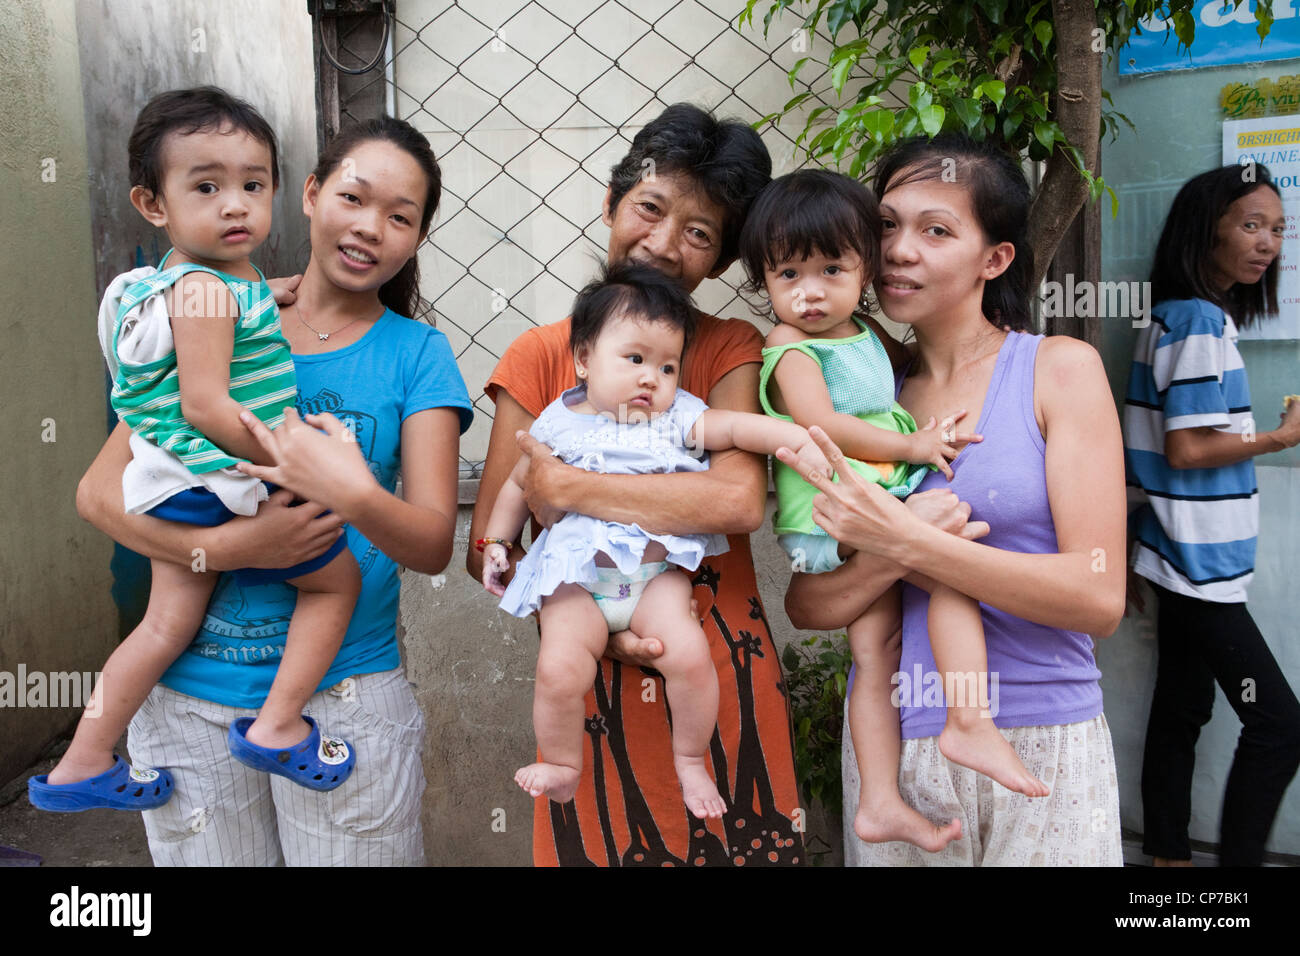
[{"x1": 739, "y1": 170, "x2": 1049, "y2": 853}]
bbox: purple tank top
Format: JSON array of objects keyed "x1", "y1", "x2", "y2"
[{"x1": 894, "y1": 332, "x2": 1102, "y2": 739}]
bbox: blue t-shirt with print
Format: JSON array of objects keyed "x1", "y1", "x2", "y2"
[{"x1": 160, "y1": 310, "x2": 473, "y2": 708}]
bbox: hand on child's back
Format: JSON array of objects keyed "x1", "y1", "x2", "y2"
[{"x1": 268, "y1": 274, "x2": 303, "y2": 307}]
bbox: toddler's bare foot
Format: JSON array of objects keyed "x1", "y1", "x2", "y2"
[
  {"x1": 938, "y1": 717, "x2": 1049, "y2": 797},
  {"x1": 45, "y1": 754, "x2": 117, "y2": 787},
  {"x1": 515, "y1": 762, "x2": 580, "y2": 803},
  {"x1": 674, "y1": 753, "x2": 726, "y2": 819},
  {"x1": 854, "y1": 795, "x2": 962, "y2": 852},
  {"x1": 244, "y1": 715, "x2": 313, "y2": 750}
]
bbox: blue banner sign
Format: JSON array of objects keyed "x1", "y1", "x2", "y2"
[{"x1": 1121, "y1": 0, "x2": 1300, "y2": 74}]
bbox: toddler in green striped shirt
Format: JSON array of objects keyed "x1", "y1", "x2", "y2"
[{"x1": 30, "y1": 88, "x2": 361, "y2": 814}]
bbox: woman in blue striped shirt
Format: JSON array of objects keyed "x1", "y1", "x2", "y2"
[{"x1": 1124, "y1": 163, "x2": 1300, "y2": 866}]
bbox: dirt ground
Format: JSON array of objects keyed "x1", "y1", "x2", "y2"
[{"x1": 0, "y1": 737, "x2": 150, "y2": 867}]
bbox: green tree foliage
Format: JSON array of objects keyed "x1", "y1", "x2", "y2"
[{"x1": 741, "y1": 0, "x2": 1275, "y2": 284}]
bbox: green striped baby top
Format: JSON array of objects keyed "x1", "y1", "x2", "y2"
[{"x1": 110, "y1": 259, "x2": 296, "y2": 475}]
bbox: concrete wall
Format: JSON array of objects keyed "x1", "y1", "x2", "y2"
[
  {"x1": 0, "y1": 0, "x2": 118, "y2": 784},
  {"x1": 75, "y1": 0, "x2": 318, "y2": 290},
  {"x1": 1098, "y1": 56, "x2": 1300, "y2": 858}
]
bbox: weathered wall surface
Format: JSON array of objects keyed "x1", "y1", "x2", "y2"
[
  {"x1": 74, "y1": 0, "x2": 317, "y2": 289},
  {"x1": 2, "y1": 0, "x2": 318, "y2": 788},
  {"x1": 0, "y1": 0, "x2": 117, "y2": 784}
]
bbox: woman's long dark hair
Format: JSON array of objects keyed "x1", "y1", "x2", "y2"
[
  {"x1": 872, "y1": 134, "x2": 1035, "y2": 332},
  {"x1": 312, "y1": 116, "x2": 441, "y2": 319},
  {"x1": 1150, "y1": 165, "x2": 1281, "y2": 328}
]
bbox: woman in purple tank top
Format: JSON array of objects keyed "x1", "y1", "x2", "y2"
[{"x1": 778, "y1": 134, "x2": 1127, "y2": 866}]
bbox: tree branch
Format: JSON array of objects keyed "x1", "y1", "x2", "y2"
[{"x1": 1027, "y1": 0, "x2": 1102, "y2": 291}]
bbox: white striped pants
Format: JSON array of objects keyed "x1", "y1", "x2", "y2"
[{"x1": 127, "y1": 667, "x2": 426, "y2": 866}]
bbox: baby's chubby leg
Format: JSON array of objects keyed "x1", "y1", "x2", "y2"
[
  {"x1": 47, "y1": 559, "x2": 218, "y2": 785},
  {"x1": 848, "y1": 587, "x2": 962, "y2": 851},
  {"x1": 928, "y1": 584, "x2": 1049, "y2": 798},
  {"x1": 520, "y1": 583, "x2": 610, "y2": 803},
  {"x1": 628, "y1": 569, "x2": 725, "y2": 820}
]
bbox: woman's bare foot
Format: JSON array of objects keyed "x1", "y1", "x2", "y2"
[
  {"x1": 938, "y1": 717, "x2": 1049, "y2": 797},
  {"x1": 244, "y1": 714, "x2": 313, "y2": 750},
  {"x1": 45, "y1": 753, "x2": 117, "y2": 787},
  {"x1": 515, "y1": 762, "x2": 580, "y2": 803},
  {"x1": 1152, "y1": 857, "x2": 1195, "y2": 867},
  {"x1": 854, "y1": 794, "x2": 962, "y2": 852},
  {"x1": 674, "y1": 753, "x2": 726, "y2": 819}
]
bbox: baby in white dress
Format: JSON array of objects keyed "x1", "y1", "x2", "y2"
[{"x1": 480, "y1": 262, "x2": 828, "y2": 819}]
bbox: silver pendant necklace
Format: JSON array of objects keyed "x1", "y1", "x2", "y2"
[{"x1": 296, "y1": 299, "x2": 361, "y2": 341}]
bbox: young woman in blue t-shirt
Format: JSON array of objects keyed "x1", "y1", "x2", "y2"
[{"x1": 76, "y1": 116, "x2": 472, "y2": 865}]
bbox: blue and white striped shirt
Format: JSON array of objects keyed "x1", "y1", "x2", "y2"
[{"x1": 1124, "y1": 298, "x2": 1257, "y2": 602}]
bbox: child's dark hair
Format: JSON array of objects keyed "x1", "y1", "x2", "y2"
[
  {"x1": 873, "y1": 133, "x2": 1035, "y2": 332},
  {"x1": 606, "y1": 103, "x2": 772, "y2": 270},
  {"x1": 570, "y1": 261, "x2": 697, "y2": 357},
  {"x1": 311, "y1": 116, "x2": 442, "y2": 320},
  {"x1": 1150, "y1": 164, "x2": 1281, "y2": 328},
  {"x1": 737, "y1": 169, "x2": 881, "y2": 306},
  {"x1": 128, "y1": 86, "x2": 280, "y2": 196}
]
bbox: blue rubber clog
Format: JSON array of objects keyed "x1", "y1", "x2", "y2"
[
  {"x1": 227, "y1": 716, "x2": 355, "y2": 792},
  {"x1": 28, "y1": 756, "x2": 174, "y2": 812}
]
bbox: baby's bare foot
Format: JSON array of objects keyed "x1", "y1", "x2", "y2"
[
  {"x1": 674, "y1": 753, "x2": 726, "y2": 819},
  {"x1": 515, "y1": 762, "x2": 580, "y2": 803},
  {"x1": 938, "y1": 718, "x2": 1050, "y2": 797},
  {"x1": 854, "y1": 796, "x2": 962, "y2": 852}
]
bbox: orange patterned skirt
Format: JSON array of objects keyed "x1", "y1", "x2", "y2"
[{"x1": 534, "y1": 536, "x2": 806, "y2": 866}]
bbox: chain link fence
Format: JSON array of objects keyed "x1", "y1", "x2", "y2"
[{"x1": 313, "y1": 0, "x2": 843, "y2": 476}]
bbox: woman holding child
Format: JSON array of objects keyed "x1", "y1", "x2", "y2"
[
  {"x1": 782, "y1": 134, "x2": 1128, "y2": 866},
  {"x1": 469, "y1": 104, "x2": 828, "y2": 867},
  {"x1": 76, "y1": 94, "x2": 471, "y2": 865}
]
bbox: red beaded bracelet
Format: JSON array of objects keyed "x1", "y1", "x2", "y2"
[{"x1": 474, "y1": 537, "x2": 513, "y2": 553}]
